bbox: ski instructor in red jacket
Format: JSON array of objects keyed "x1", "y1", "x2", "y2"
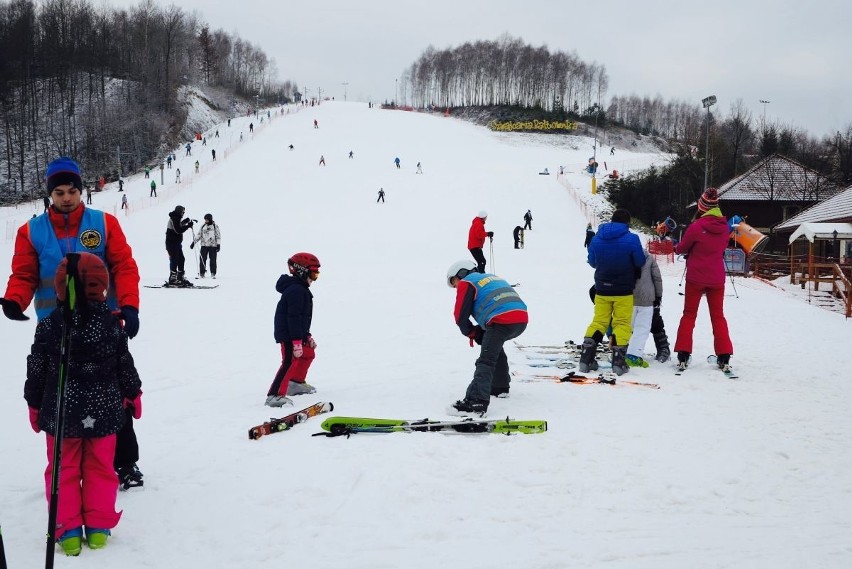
[
  {"x1": 1, "y1": 156, "x2": 146, "y2": 490},
  {"x1": 468, "y1": 210, "x2": 493, "y2": 273}
]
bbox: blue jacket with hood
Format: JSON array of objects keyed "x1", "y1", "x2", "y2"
[{"x1": 587, "y1": 221, "x2": 645, "y2": 296}]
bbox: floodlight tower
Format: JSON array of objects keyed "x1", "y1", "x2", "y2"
[{"x1": 702, "y1": 95, "x2": 717, "y2": 190}]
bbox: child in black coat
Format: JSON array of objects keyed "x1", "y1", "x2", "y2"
[{"x1": 24, "y1": 252, "x2": 142, "y2": 556}]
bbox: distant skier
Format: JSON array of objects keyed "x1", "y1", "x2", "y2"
[
  {"x1": 149, "y1": 180, "x2": 157, "y2": 197},
  {"x1": 416, "y1": 162, "x2": 423, "y2": 174},
  {"x1": 513, "y1": 226, "x2": 524, "y2": 249},
  {"x1": 377, "y1": 188, "x2": 385, "y2": 203},
  {"x1": 175, "y1": 168, "x2": 181, "y2": 184},
  {"x1": 249, "y1": 122, "x2": 254, "y2": 133},
  {"x1": 319, "y1": 155, "x2": 326, "y2": 166},
  {"x1": 394, "y1": 157, "x2": 401, "y2": 169},
  {"x1": 185, "y1": 142, "x2": 192, "y2": 156},
  {"x1": 610, "y1": 146, "x2": 615, "y2": 156},
  {"x1": 288, "y1": 144, "x2": 294, "y2": 150},
  {"x1": 349, "y1": 150, "x2": 354, "y2": 159},
  {"x1": 121, "y1": 194, "x2": 128, "y2": 210},
  {"x1": 118, "y1": 177, "x2": 124, "y2": 191},
  {"x1": 313, "y1": 119, "x2": 318, "y2": 129},
  {"x1": 584, "y1": 223, "x2": 595, "y2": 248},
  {"x1": 43, "y1": 195, "x2": 50, "y2": 212},
  {"x1": 523, "y1": 209, "x2": 532, "y2": 231},
  {"x1": 194, "y1": 160, "x2": 200, "y2": 173},
  {"x1": 467, "y1": 210, "x2": 493, "y2": 273},
  {"x1": 211, "y1": 148, "x2": 216, "y2": 161}
]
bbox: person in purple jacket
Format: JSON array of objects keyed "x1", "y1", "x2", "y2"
[{"x1": 673, "y1": 187, "x2": 733, "y2": 371}]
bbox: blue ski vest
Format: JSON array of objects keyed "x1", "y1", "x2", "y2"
[
  {"x1": 28, "y1": 209, "x2": 116, "y2": 320},
  {"x1": 461, "y1": 273, "x2": 527, "y2": 326}
]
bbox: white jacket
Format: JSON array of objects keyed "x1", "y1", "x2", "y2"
[{"x1": 193, "y1": 222, "x2": 221, "y2": 247}]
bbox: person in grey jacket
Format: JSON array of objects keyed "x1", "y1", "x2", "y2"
[
  {"x1": 190, "y1": 213, "x2": 221, "y2": 278},
  {"x1": 625, "y1": 248, "x2": 670, "y2": 366}
]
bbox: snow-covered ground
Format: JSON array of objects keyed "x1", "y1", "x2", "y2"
[{"x1": 1, "y1": 101, "x2": 850, "y2": 569}]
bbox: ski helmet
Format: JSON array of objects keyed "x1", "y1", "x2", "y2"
[
  {"x1": 288, "y1": 252, "x2": 321, "y2": 281},
  {"x1": 54, "y1": 252, "x2": 110, "y2": 302},
  {"x1": 446, "y1": 259, "x2": 477, "y2": 287},
  {"x1": 478, "y1": 210, "x2": 488, "y2": 219}
]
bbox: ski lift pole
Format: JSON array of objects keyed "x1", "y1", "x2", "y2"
[{"x1": 45, "y1": 253, "x2": 81, "y2": 569}]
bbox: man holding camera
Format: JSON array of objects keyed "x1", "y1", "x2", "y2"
[{"x1": 165, "y1": 205, "x2": 195, "y2": 287}]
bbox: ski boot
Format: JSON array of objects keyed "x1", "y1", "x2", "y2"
[
  {"x1": 449, "y1": 398, "x2": 488, "y2": 417},
  {"x1": 611, "y1": 346, "x2": 629, "y2": 376},
  {"x1": 625, "y1": 354, "x2": 649, "y2": 368},
  {"x1": 177, "y1": 270, "x2": 194, "y2": 287},
  {"x1": 85, "y1": 528, "x2": 110, "y2": 549},
  {"x1": 117, "y1": 463, "x2": 144, "y2": 490},
  {"x1": 286, "y1": 381, "x2": 317, "y2": 396},
  {"x1": 577, "y1": 335, "x2": 601, "y2": 373},
  {"x1": 265, "y1": 394, "x2": 293, "y2": 408},
  {"x1": 676, "y1": 351, "x2": 691, "y2": 372},
  {"x1": 716, "y1": 353, "x2": 732, "y2": 372},
  {"x1": 58, "y1": 527, "x2": 83, "y2": 556},
  {"x1": 653, "y1": 331, "x2": 671, "y2": 363}
]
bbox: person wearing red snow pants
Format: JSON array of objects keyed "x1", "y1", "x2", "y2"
[
  {"x1": 265, "y1": 252, "x2": 322, "y2": 407},
  {"x1": 673, "y1": 187, "x2": 733, "y2": 367}
]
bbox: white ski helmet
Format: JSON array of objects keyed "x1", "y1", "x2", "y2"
[
  {"x1": 446, "y1": 259, "x2": 477, "y2": 287},
  {"x1": 478, "y1": 210, "x2": 488, "y2": 219}
]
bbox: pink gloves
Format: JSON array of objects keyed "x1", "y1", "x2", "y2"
[
  {"x1": 123, "y1": 392, "x2": 143, "y2": 420},
  {"x1": 28, "y1": 407, "x2": 40, "y2": 433},
  {"x1": 292, "y1": 340, "x2": 304, "y2": 358},
  {"x1": 307, "y1": 336, "x2": 317, "y2": 349}
]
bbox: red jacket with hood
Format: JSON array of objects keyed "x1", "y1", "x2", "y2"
[{"x1": 468, "y1": 216, "x2": 487, "y2": 249}]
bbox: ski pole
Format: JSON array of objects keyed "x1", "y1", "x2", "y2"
[
  {"x1": 45, "y1": 253, "x2": 81, "y2": 569},
  {"x1": 1, "y1": 522, "x2": 8, "y2": 569},
  {"x1": 489, "y1": 237, "x2": 495, "y2": 273},
  {"x1": 189, "y1": 223, "x2": 200, "y2": 278}
]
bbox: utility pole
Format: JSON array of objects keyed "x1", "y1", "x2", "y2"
[{"x1": 342, "y1": 82, "x2": 349, "y2": 101}]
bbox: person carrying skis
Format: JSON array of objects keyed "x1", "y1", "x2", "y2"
[
  {"x1": 625, "y1": 244, "x2": 670, "y2": 367},
  {"x1": 190, "y1": 213, "x2": 221, "y2": 278},
  {"x1": 1, "y1": 157, "x2": 144, "y2": 492},
  {"x1": 164, "y1": 205, "x2": 195, "y2": 287},
  {"x1": 467, "y1": 210, "x2": 493, "y2": 273},
  {"x1": 579, "y1": 208, "x2": 645, "y2": 376},
  {"x1": 673, "y1": 187, "x2": 733, "y2": 371},
  {"x1": 266, "y1": 252, "x2": 322, "y2": 407},
  {"x1": 523, "y1": 209, "x2": 533, "y2": 230},
  {"x1": 446, "y1": 260, "x2": 528, "y2": 416},
  {"x1": 25, "y1": 252, "x2": 142, "y2": 555}
]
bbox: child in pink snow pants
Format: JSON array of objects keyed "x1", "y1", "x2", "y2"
[{"x1": 24, "y1": 252, "x2": 142, "y2": 555}]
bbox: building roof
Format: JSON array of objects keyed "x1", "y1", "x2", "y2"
[
  {"x1": 715, "y1": 154, "x2": 839, "y2": 202},
  {"x1": 788, "y1": 222, "x2": 852, "y2": 244},
  {"x1": 775, "y1": 184, "x2": 852, "y2": 231}
]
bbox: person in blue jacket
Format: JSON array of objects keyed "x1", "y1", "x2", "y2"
[{"x1": 579, "y1": 208, "x2": 644, "y2": 376}]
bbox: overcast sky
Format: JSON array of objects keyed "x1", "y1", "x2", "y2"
[{"x1": 108, "y1": 0, "x2": 852, "y2": 138}]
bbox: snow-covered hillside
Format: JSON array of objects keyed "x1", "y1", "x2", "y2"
[{"x1": 1, "y1": 102, "x2": 850, "y2": 569}]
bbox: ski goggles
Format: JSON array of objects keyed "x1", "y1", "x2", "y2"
[{"x1": 308, "y1": 268, "x2": 320, "y2": 280}]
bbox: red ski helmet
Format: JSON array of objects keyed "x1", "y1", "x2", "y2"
[
  {"x1": 288, "y1": 252, "x2": 321, "y2": 281},
  {"x1": 54, "y1": 252, "x2": 110, "y2": 302}
]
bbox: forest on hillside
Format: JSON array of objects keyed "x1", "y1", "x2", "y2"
[
  {"x1": 0, "y1": 0, "x2": 297, "y2": 202},
  {"x1": 402, "y1": 35, "x2": 852, "y2": 226}
]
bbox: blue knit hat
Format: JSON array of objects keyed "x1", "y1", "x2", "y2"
[{"x1": 45, "y1": 157, "x2": 83, "y2": 192}]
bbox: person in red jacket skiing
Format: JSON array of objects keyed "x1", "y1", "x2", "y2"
[
  {"x1": 673, "y1": 187, "x2": 733, "y2": 371},
  {"x1": 467, "y1": 210, "x2": 493, "y2": 273},
  {"x1": 1, "y1": 156, "x2": 145, "y2": 491}
]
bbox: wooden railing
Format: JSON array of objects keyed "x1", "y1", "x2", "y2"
[{"x1": 750, "y1": 253, "x2": 851, "y2": 318}]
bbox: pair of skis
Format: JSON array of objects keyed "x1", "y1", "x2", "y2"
[
  {"x1": 513, "y1": 370, "x2": 660, "y2": 389},
  {"x1": 248, "y1": 403, "x2": 546, "y2": 438},
  {"x1": 316, "y1": 416, "x2": 547, "y2": 437},
  {"x1": 674, "y1": 356, "x2": 739, "y2": 379}
]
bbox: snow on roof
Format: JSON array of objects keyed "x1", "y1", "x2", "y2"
[
  {"x1": 715, "y1": 154, "x2": 839, "y2": 202},
  {"x1": 788, "y1": 222, "x2": 852, "y2": 244},
  {"x1": 775, "y1": 184, "x2": 852, "y2": 231}
]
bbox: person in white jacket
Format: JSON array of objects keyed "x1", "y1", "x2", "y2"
[
  {"x1": 190, "y1": 213, "x2": 222, "y2": 278},
  {"x1": 625, "y1": 246, "x2": 670, "y2": 366}
]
